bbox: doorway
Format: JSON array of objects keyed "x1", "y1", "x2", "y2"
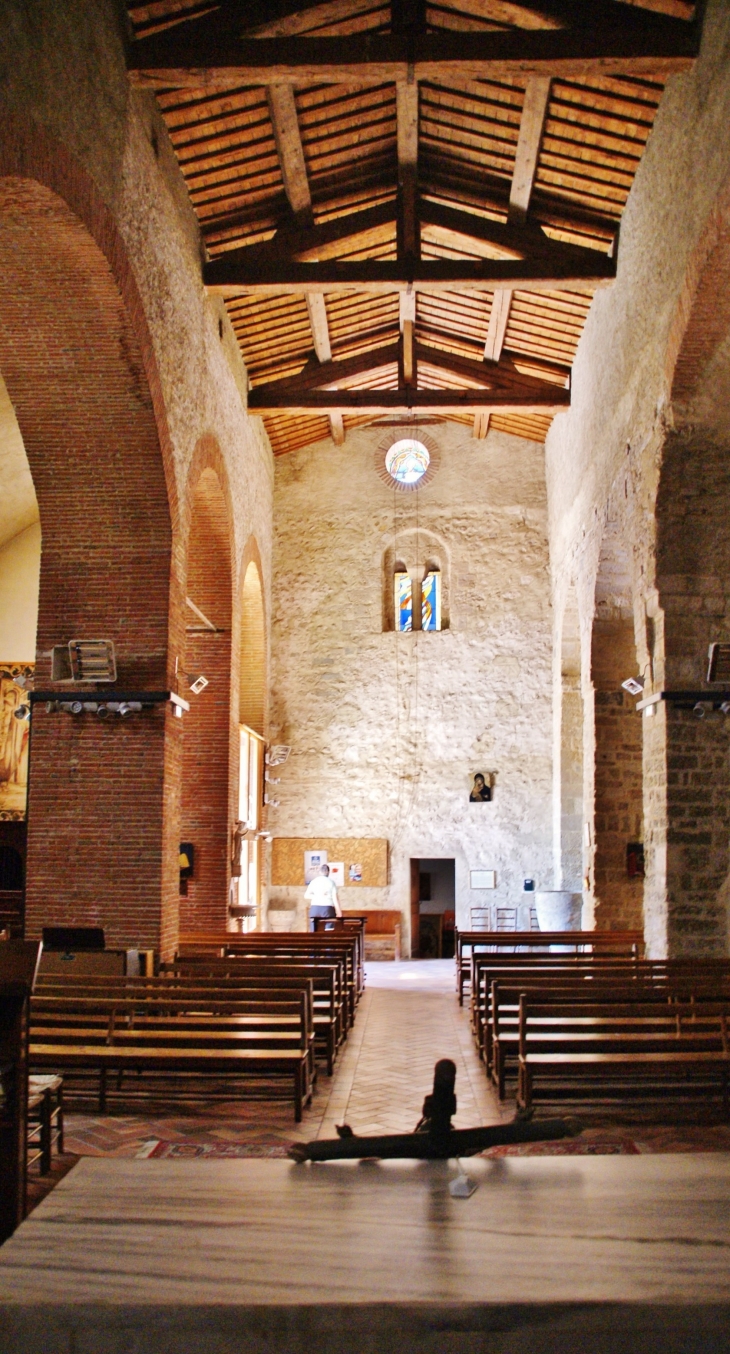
[{"x1": 410, "y1": 858, "x2": 455, "y2": 959}]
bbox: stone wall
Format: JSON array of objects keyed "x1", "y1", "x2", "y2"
[
  {"x1": 546, "y1": 0, "x2": 730, "y2": 955},
  {"x1": 268, "y1": 423, "x2": 553, "y2": 948}
]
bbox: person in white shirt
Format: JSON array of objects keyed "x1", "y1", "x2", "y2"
[{"x1": 305, "y1": 864, "x2": 342, "y2": 931}]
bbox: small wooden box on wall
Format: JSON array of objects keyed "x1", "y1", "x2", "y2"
[{"x1": 271, "y1": 838, "x2": 388, "y2": 887}]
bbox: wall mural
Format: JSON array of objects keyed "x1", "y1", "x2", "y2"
[{"x1": 0, "y1": 665, "x2": 33, "y2": 820}]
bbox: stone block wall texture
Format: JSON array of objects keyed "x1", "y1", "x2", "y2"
[
  {"x1": 546, "y1": 0, "x2": 730, "y2": 956},
  {"x1": 0, "y1": 0, "x2": 274, "y2": 956},
  {"x1": 268, "y1": 424, "x2": 554, "y2": 947}
]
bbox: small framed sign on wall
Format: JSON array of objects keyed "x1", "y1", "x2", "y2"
[{"x1": 470, "y1": 870, "x2": 496, "y2": 890}]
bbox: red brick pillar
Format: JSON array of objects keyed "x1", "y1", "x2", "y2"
[{"x1": 0, "y1": 175, "x2": 180, "y2": 956}]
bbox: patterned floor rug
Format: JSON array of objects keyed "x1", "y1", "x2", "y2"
[{"x1": 137, "y1": 1140, "x2": 291, "y2": 1159}]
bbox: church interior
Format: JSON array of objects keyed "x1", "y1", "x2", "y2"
[{"x1": 1, "y1": 1, "x2": 730, "y2": 1349}]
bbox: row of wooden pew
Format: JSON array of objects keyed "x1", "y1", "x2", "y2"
[
  {"x1": 30, "y1": 930, "x2": 364, "y2": 1122},
  {"x1": 461, "y1": 934, "x2": 730, "y2": 1114}
]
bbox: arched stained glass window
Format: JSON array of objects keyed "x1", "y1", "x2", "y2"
[{"x1": 385, "y1": 438, "x2": 430, "y2": 485}]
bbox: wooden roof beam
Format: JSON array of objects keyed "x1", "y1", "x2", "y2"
[
  {"x1": 209, "y1": 202, "x2": 397, "y2": 268},
  {"x1": 204, "y1": 254, "x2": 616, "y2": 294},
  {"x1": 478, "y1": 69, "x2": 551, "y2": 428},
  {"x1": 128, "y1": 13, "x2": 700, "y2": 89},
  {"x1": 266, "y1": 83, "x2": 342, "y2": 444},
  {"x1": 248, "y1": 387, "x2": 571, "y2": 413},
  {"x1": 416, "y1": 342, "x2": 567, "y2": 394},
  {"x1": 251, "y1": 343, "x2": 400, "y2": 396}
]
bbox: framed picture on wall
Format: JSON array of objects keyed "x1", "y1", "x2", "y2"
[
  {"x1": 0, "y1": 665, "x2": 33, "y2": 820},
  {"x1": 469, "y1": 772, "x2": 492, "y2": 802}
]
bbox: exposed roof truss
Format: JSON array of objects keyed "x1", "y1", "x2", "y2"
[{"x1": 127, "y1": 0, "x2": 700, "y2": 452}]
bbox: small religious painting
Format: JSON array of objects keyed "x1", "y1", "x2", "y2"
[
  {"x1": 328, "y1": 861, "x2": 345, "y2": 887},
  {"x1": 304, "y1": 849, "x2": 328, "y2": 884},
  {"x1": 348, "y1": 863, "x2": 362, "y2": 883},
  {"x1": 469, "y1": 772, "x2": 492, "y2": 803},
  {"x1": 0, "y1": 665, "x2": 33, "y2": 820},
  {"x1": 395, "y1": 572, "x2": 413, "y2": 632}
]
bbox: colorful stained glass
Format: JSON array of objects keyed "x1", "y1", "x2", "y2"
[
  {"x1": 385, "y1": 438, "x2": 430, "y2": 485},
  {"x1": 395, "y1": 571, "x2": 413, "y2": 631},
  {"x1": 421, "y1": 571, "x2": 441, "y2": 631}
]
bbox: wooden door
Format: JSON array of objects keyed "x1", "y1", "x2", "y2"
[{"x1": 410, "y1": 859, "x2": 420, "y2": 958}]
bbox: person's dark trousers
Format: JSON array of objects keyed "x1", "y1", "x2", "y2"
[{"x1": 309, "y1": 904, "x2": 336, "y2": 932}]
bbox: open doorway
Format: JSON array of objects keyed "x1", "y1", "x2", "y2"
[{"x1": 410, "y1": 858, "x2": 455, "y2": 959}]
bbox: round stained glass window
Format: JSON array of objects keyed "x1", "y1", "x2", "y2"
[{"x1": 385, "y1": 438, "x2": 430, "y2": 485}]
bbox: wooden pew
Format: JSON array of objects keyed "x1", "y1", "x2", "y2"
[
  {"x1": 470, "y1": 954, "x2": 647, "y2": 1058},
  {"x1": 170, "y1": 957, "x2": 343, "y2": 1075},
  {"x1": 177, "y1": 933, "x2": 361, "y2": 1029},
  {"x1": 470, "y1": 954, "x2": 730, "y2": 1059},
  {"x1": 31, "y1": 978, "x2": 314, "y2": 1120},
  {"x1": 490, "y1": 985, "x2": 730, "y2": 1099},
  {"x1": 516, "y1": 994, "x2": 730, "y2": 1114},
  {"x1": 455, "y1": 929, "x2": 644, "y2": 1005}
]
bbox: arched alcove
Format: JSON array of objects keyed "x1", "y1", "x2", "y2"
[
  {"x1": 589, "y1": 526, "x2": 643, "y2": 932},
  {"x1": 0, "y1": 170, "x2": 177, "y2": 952},
  {"x1": 239, "y1": 558, "x2": 265, "y2": 735},
  {"x1": 180, "y1": 464, "x2": 233, "y2": 932},
  {"x1": 556, "y1": 584, "x2": 584, "y2": 893}
]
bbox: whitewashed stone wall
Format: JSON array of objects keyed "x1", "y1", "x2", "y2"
[{"x1": 267, "y1": 422, "x2": 553, "y2": 948}]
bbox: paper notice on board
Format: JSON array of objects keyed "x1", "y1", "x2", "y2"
[{"x1": 304, "y1": 849, "x2": 328, "y2": 884}]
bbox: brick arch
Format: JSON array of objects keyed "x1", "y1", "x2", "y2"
[
  {"x1": 0, "y1": 112, "x2": 179, "y2": 534},
  {"x1": 0, "y1": 134, "x2": 181, "y2": 952},
  {"x1": 180, "y1": 444, "x2": 235, "y2": 931},
  {"x1": 239, "y1": 536, "x2": 266, "y2": 737}
]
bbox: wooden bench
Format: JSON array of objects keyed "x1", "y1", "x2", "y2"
[
  {"x1": 516, "y1": 995, "x2": 730, "y2": 1113},
  {"x1": 170, "y1": 957, "x2": 343, "y2": 1075},
  {"x1": 470, "y1": 954, "x2": 650, "y2": 1058},
  {"x1": 491, "y1": 987, "x2": 730, "y2": 1099},
  {"x1": 31, "y1": 980, "x2": 313, "y2": 1120},
  {"x1": 182, "y1": 933, "x2": 361, "y2": 1029},
  {"x1": 177, "y1": 931, "x2": 362, "y2": 1017},
  {"x1": 455, "y1": 929, "x2": 644, "y2": 1005},
  {"x1": 470, "y1": 954, "x2": 730, "y2": 1059}
]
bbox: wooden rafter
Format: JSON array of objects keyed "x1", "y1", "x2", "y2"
[
  {"x1": 128, "y1": 0, "x2": 700, "y2": 456},
  {"x1": 266, "y1": 82, "x2": 342, "y2": 443},
  {"x1": 476, "y1": 68, "x2": 551, "y2": 431},
  {"x1": 129, "y1": 16, "x2": 699, "y2": 88},
  {"x1": 248, "y1": 387, "x2": 571, "y2": 413},
  {"x1": 204, "y1": 253, "x2": 615, "y2": 294}
]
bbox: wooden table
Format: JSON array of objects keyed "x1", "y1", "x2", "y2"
[{"x1": 1, "y1": 1154, "x2": 730, "y2": 1351}]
